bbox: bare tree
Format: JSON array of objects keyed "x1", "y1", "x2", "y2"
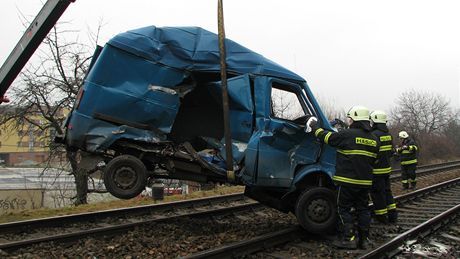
[
  {"x1": 443, "y1": 111, "x2": 460, "y2": 153},
  {"x1": 271, "y1": 88, "x2": 295, "y2": 119},
  {"x1": 389, "y1": 90, "x2": 460, "y2": 163},
  {"x1": 390, "y1": 90, "x2": 455, "y2": 136},
  {"x1": 316, "y1": 96, "x2": 346, "y2": 122},
  {"x1": 0, "y1": 23, "x2": 100, "y2": 205},
  {"x1": 271, "y1": 87, "x2": 305, "y2": 120}
]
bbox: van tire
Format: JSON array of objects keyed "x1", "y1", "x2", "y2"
[
  {"x1": 104, "y1": 155, "x2": 147, "y2": 199},
  {"x1": 295, "y1": 187, "x2": 336, "y2": 233}
]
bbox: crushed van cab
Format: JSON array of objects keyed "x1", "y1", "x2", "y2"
[{"x1": 61, "y1": 26, "x2": 337, "y2": 233}]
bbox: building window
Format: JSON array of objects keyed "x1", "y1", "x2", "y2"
[
  {"x1": 17, "y1": 141, "x2": 29, "y2": 147},
  {"x1": 35, "y1": 142, "x2": 45, "y2": 147}
]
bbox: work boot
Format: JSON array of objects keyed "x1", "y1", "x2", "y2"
[
  {"x1": 388, "y1": 210, "x2": 398, "y2": 224},
  {"x1": 402, "y1": 183, "x2": 409, "y2": 189},
  {"x1": 358, "y1": 227, "x2": 372, "y2": 250},
  {"x1": 410, "y1": 182, "x2": 416, "y2": 189},
  {"x1": 374, "y1": 214, "x2": 388, "y2": 224},
  {"x1": 333, "y1": 224, "x2": 358, "y2": 249}
]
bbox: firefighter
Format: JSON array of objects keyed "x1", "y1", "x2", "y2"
[
  {"x1": 369, "y1": 110, "x2": 397, "y2": 224},
  {"x1": 307, "y1": 105, "x2": 379, "y2": 250},
  {"x1": 396, "y1": 131, "x2": 418, "y2": 189}
]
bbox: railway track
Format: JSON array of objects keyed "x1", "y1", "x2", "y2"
[
  {"x1": 390, "y1": 160, "x2": 460, "y2": 181},
  {"x1": 184, "y1": 175, "x2": 460, "y2": 258},
  {"x1": 0, "y1": 194, "x2": 260, "y2": 249},
  {"x1": 0, "y1": 161, "x2": 459, "y2": 257},
  {"x1": 360, "y1": 178, "x2": 460, "y2": 258}
]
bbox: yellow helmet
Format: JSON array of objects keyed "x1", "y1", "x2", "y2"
[
  {"x1": 370, "y1": 110, "x2": 387, "y2": 124},
  {"x1": 399, "y1": 131, "x2": 409, "y2": 139},
  {"x1": 347, "y1": 105, "x2": 370, "y2": 121}
]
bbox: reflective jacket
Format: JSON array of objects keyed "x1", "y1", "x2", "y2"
[
  {"x1": 371, "y1": 123, "x2": 393, "y2": 175},
  {"x1": 315, "y1": 122, "x2": 380, "y2": 188},
  {"x1": 396, "y1": 137, "x2": 418, "y2": 166}
]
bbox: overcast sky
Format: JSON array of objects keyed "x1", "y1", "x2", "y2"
[{"x1": 1, "y1": 0, "x2": 460, "y2": 113}]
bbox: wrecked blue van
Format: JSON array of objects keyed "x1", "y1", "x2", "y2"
[{"x1": 62, "y1": 26, "x2": 337, "y2": 233}]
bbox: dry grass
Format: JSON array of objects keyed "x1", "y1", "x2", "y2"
[{"x1": 0, "y1": 185, "x2": 245, "y2": 224}]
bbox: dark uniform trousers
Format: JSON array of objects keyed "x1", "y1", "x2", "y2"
[
  {"x1": 397, "y1": 138, "x2": 418, "y2": 189},
  {"x1": 337, "y1": 185, "x2": 370, "y2": 229},
  {"x1": 401, "y1": 164, "x2": 416, "y2": 188},
  {"x1": 371, "y1": 174, "x2": 397, "y2": 221}
]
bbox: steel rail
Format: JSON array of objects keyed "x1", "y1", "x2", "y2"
[
  {"x1": 0, "y1": 201, "x2": 263, "y2": 252},
  {"x1": 0, "y1": 193, "x2": 248, "y2": 234},
  {"x1": 183, "y1": 176, "x2": 460, "y2": 258},
  {"x1": 182, "y1": 226, "x2": 307, "y2": 259},
  {"x1": 359, "y1": 177, "x2": 460, "y2": 258},
  {"x1": 360, "y1": 204, "x2": 460, "y2": 259},
  {"x1": 1, "y1": 161, "x2": 458, "y2": 235},
  {"x1": 0, "y1": 160, "x2": 459, "y2": 254},
  {"x1": 390, "y1": 160, "x2": 460, "y2": 182}
]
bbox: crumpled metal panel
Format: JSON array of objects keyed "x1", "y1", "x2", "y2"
[
  {"x1": 66, "y1": 111, "x2": 166, "y2": 153},
  {"x1": 206, "y1": 74, "x2": 254, "y2": 143},
  {"x1": 84, "y1": 125, "x2": 165, "y2": 153},
  {"x1": 67, "y1": 44, "x2": 190, "y2": 151},
  {"x1": 108, "y1": 26, "x2": 305, "y2": 83},
  {"x1": 80, "y1": 46, "x2": 187, "y2": 133}
]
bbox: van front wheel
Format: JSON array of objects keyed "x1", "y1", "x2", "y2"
[
  {"x1": 103, "y1": 155, "x2": 147, "y2": 199},
  {"x1": 295, "y1": 187, "x2": 336, "y2": 233}
]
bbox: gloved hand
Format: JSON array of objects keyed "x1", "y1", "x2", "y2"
[{"x1": 305, "y1": 116, "x2": 318, "y2": 133}]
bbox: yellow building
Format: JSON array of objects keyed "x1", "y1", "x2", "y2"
[{"x1": 0, "y1": 106, "x2": 66, "y2": 166}]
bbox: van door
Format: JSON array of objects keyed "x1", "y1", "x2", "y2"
[
  {"x1": 225, "y1": 74, "x2": 254, "y2": 143},
  {"x1": 249, "y1": 77, "x2": 321, "y2": 187},
  {"x1": 207, "y1": 74, "x2": 254, "y2": 164}
]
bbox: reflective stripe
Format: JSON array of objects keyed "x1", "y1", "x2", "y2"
[
  {"x1": 409, "y1": 179, "x2": 417, "y2": 183},
  {"x1": 324, "y1": 132, "x2": 332, "y2": 144},
  {"x1": 333, "y1": 175, "x2": 372, "y2": 186},
  {"x1": 401, "y1": 150, "x2": 411, "y2": 154},
  {"x1": 387, "y1": 203, "x2": 397, "y2": 210},
  {"x1": 401, "y1": 180, "x2": 408, "y2": 183},
  {"x1": 374, "y1": 208, "x2": 388, "y2": 215},
  {"x1": 355, "y1": 137, "x2": 377, "y2": 147},
  {"x1": 380, "y1": 135, "x2": 392, "y2": 142},
  {"x1": 373, "y1": 167, "x2": 392, "y2": 174},
  {"x1": 409, "y1": 145, "x2": 418, "y2": 151},
  {"x1": 350, "y1": 235, "x2": 356, "y2": 241},
  {"x1": 315, "y1": 128, "x2": 324, "y2": 137},
  {"x1": 379, "y1": 145, "x2": 392, "y2": 152},
  {"x1": 401, "y1": 159, "x2": 417, "y2": 165},
  {"x1": 337, "y1": 149, "x2": 377, "y2": 158}
]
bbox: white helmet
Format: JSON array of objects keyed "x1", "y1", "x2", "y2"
[
  {"x1": 347, "y1": 105, "x2": 370, "y2": 121},
  {"x1": 399, "y1": 131, "x2": 409, "y2": 139},
  {"x1": 370, "y1": 110, "x2": 387, "y2": 124}
]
